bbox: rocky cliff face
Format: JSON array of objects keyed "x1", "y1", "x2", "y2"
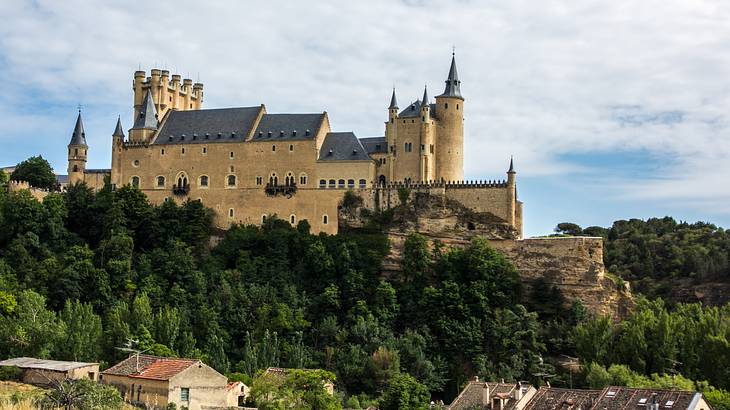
[{"x1": 342, "y1": 192, "x2": 634, "y2": 319}]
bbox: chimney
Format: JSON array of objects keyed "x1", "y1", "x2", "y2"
[{"x1": 483, "y1": 383, "x2": 491, "y2": 407}]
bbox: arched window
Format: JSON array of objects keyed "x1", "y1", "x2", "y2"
[
  {"x1": 227, "y1": 175, "x2": 236, "y2": 187},
  {"x1": 328, "y1": 179, "x2": 336, "y2": 188},
  {"x1": 323, "y1": 215, "x2": 328, "y2": 225},
  {"x1": 272, "y1": 145, "x2": 276, "y2": 151},
  {"x1": 347, "y1": 179, "x2": 355, "y2": 188},
  {"x1": 255, "y1": 176, "x2": 263, "y2": 185},
  {"x1": 73, "y1": 164, "x2": 79, "y2": 172},
  {"x1": 300, "y1": 173, "x2": 307, "y2": 185},
  {"x1": 157, "y1": 176, "x2": 165, "y2": 187},
  {"x1": 290, "y1": 214, "x2": 296, "y2": 225},
  {"x1": 229, "y1": 208, "x2": 235, "y2": 218},
  {"x1": 285, "y1": 172, "x2": 294, "y2": 186},
  {"x1": 359, "y1": 179, "x2": 366, "y2": 188},
  {"x1": 131, "y1": 176, "x2": 140, "y2": 187},
  {"x1": 338, "y1": 179, "x2": 345, "y2": 188},
  {"x1": 262, "y1": 215, "x2": 267, "y2": 223},
  {"x1": 269, "y1": 173, "x2": 278, "y2": 186},
  {"x1": 320, "y1": 179, "x2": 326, "y2": 189},
  {"x1": 199, "y1": 175, "x2": 209, "y2": 187},
  {"x1": 176, "y1": 173, "x2": 188, "y2": 188},
  {"x1": 378, "y1": 175, "x2": 386, "y2": 186}
]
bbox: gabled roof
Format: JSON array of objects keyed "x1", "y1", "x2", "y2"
[
  {"x1": 318, "y1": 132, "x2": 371, "y2": 161},
  {"x1": 102, "y1": 354, "x2": 197, "y2": 381},
  {"x1": 522, "y1": 387, "x2": 601, "y2": 410},
  {"x1": 0, "y1": 357, "x2": 97, "y2": 372},
  {"x1": 69, "y1": 112, "x2": 87, "y2": 146},
  {"x1": 593, "y1": 387, "x2": 700, "y2": 410},
  {"x1": 154, "y1": 107, "x2": 262, "y2": 145},
  {"x1": 252, "y1": 113, "x2": 325, "y2": 141},
  {"x1": 359, "y1": 137, "x2": 387, "y2": 154},
  {"x1": 448, "y1": 381, "x2": 522, "y2": 410}
]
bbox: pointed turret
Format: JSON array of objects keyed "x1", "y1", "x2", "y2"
[
  {"x1": 420, "y1": 85, "x2": 429, "y2": 108},
  {"x1": 508, "y1": 156, "x2": 515, "y2": 174},
  {"x1": 69, "y1": 111, "x2": 88, "y2": 146},
  {"x1": 389, "y1": 88, "x2": 399, "y2": 109},
  {"x1": 133, "y1": 89, "x2": 158, "y2": 130},
  {"x1": 438, "y1": 52, "x2": 462, "y2": 99},
  {"x1": 113, "y1": 116, "x2": 125, "y2": 138}
]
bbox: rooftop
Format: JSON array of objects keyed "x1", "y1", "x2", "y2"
[
  {"x1": 0, "y1": 357, "x2": 97, "y2": 372},
  {"x1": 102, "y1": 354, "x2": 198, "y2": 381},
  {"x1": 522, "y1": 387, "x2": 602, "y2": 410},
  {"x1": 318, "y1": 132, "x2": 371, "y2": 161},
  {"x1": 593, "y1": 387, "x2": 700, "y2": 410}
]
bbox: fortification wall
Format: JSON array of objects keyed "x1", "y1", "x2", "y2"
[{"x1": 7, "y1": 180, "x2": 51, "y2": 202}]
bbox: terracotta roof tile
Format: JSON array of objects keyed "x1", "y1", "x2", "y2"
[{"x1": 102, "y1": 354, "x2": 197, "y2": 381}]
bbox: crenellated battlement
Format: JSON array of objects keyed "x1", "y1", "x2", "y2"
[
  {"x1": 7, "y1": 180, "x2": 52, "y2": 201},
  {"x1": 133, "y1": 69, "x2": 204, "y2": 121},
  {"x1": 377, "y1": 179, "x2": 509, "y2": 189}
]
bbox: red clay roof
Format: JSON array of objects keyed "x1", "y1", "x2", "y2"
[{"x1": 103, "y1": 354, "x2": 198, "y2": 381}]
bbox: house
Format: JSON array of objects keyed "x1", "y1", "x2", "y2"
[
  {"x1": 448, "y1": 378, "x2": 536, "y2": 410},
  {"x1": 101, "y1": 354, "x2": 244, "y2": 410},
  {"x1": 519, "y1": 386, "x2": 712, "y2": 410},
  {"x1": 0, "y1": 357, "x2": 99, "y2": 386},
  {"x1": 522, "y1": 387, "x2": 603, "y2": 410}
]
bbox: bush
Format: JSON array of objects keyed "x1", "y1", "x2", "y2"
[
  {"x1": 0, "y1": 365, "x2": 22, "y2": 381},
  {"x1": 397, "y1": 187, "x2": 410, "y2": 205}
]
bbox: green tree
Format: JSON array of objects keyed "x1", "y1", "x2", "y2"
[
  {"x1": 56, "y1": 300, "x2": 103, "y2": 362},
  {"x1": 0, "y1": 290, "x2": 62, "y2": 358},
  {"x1": 10, "y1": 156, "x2": 57, "y2": 190},
  {"x1": 379, "y1": 373, "x2": 430, "y2": 410}
]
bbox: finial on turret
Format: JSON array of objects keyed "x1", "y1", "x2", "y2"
[
  {"x1": 389, "y1": 88, "x2": 399, "y2": 109},
  {"x1": 438, "y1": 51, "x2": 463, "y2": 99},
  {"x1": 508, "y1": 156, "x2": 515, "y2": 173},
  {"x1": 421, "y1": 84, "x2": 429, "y2": 108},
  {"x1": 69, "y1": 111, "x2": 87, "y2": 146},
  {"x1": 113, "y1": 116, "x2": 125, "y2": 138}
]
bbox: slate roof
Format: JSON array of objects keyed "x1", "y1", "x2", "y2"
[
  {"x1": 113, "y1": 117, "x2": 125, "y2": 138},
  {"x1": 133, "y1": 89, "x2": 159, "y2": 130},
  {"x1": 318, "y1": 132, "x2": 371, "y2": 161},
  {"x1": 438, "y1": 54, "x2": 463, "y2": 99},
  {"x1": 389, "y1": 88, "x2": 399, "y2": 109},
  {"x1": 56, "y1": 175, "x2": 69, "y2": 184},
  {"x1": 252, "y1": 113, "x2": 325, "y2": 141},
  {"x1": 522, "y1": 387, "x2": 601, "y2": 410},
  {"x1": 102, "y1": 354, "x2": 198, "y2": 381},
  {"x1": 592, "y1": 387, "x2": 700, "y2": 410},
  {"x1": 448, "y1": 381, "x2": 524, "y2": 410},
  {"x1": 69, "y1": 112, "x2": 87, "y2": 146},
  {"x1": 359, "y1": 137, "x2": 387, "y2": 154},
  {"x1": 84, "y1": 169, "x2": 111, "y2": 174},
  {"x1": 153, "y1": 107, "x2": 262, "y2": 145},
  {"x1": 0, "y1": 357, "x2": 97, "y2": 372}
]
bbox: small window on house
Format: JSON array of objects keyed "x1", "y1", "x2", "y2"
[
  {"x1": 323, "y1": 215, "x2": 328, "y2": 225},
  {"x1": 181, "y1": 388, "x2": 189, "y2": 402},
  {"x1": 272, "y1": 145, "x2": 276, "y2": 151},
  {"x1": 359, "y1": 179, "x2": 366, "y2": 188},
  {"x1": 320, "y1": 179, "x2": 327, "y2": 188},
  {"x1": 229, "y1": 208, "x2": 234, "y2": 218},
  {"x1": 227, "y1": 175, "x2": 236, "y2": 187},
  {"x1": 338, "y1": 179, "x2": 345, "y2": 188},
  {"x1": 131, "y1": 176, "x2": 140, "y2": 187},
  {"x1": 300, "y1": 174, "x2": 307, "y2": 185},
  {"x1": 256, "y1": 176, "x2": 263, "y2": 185},
  {"x1": 347, "y1": 179, "x2": 355, "y2": 188},
  {"x1": 200, "y1": 175, "x2": 209, "y2": 187},
  {"x1": 157, "y1": 176, "x2": 165, "y2": 187},
  {"x1": 328, "y1": 179, "x2": 336, "y2": 188}
]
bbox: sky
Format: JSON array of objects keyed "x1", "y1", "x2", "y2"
[{"x1": 0, "y1": 0, "x2": 729, "y2": 237}]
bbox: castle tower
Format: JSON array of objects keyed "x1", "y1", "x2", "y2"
[
  {"x1": 133, "y1": 69, "x2": 203, "y2": 121},
  {"x1": 506, "y1": 157, "x2": 518, "y2": 234},
  {"x1": 67, "y1": 111, "x2": 88, "y2": 185},
  {"x1": 110, "y1": 117, "x2": 125, "y2": 187},
  {"x1": 419, "y1": 85, "x2": 434, "y2": 181},
  {"x1": 129, "y1": 89, "x2": 158, "y2": 143},
  {"x1": 434, "y1": 53, "x2": 464, "y2": 182},
  {"x1": 384, "y1": 88, "x2": 399, "y2": 183}
]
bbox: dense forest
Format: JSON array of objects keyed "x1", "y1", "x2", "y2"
[
  {"x1": 555, "y1": 219, "x2": 730, "y2": 300},
  {"x1": 0, "y1": 158, "x2": 730, "y2": 409}
]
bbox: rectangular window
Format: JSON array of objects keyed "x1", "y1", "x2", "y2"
[
  {"x1": 202, "y1": 147, "x2": 207, "y2": 154},
  {"x1": 230, "y1": 151, "x2": 234, "y2": 158},
  {"x1": 256, "y1": 176, "x2": 263, "y2": 185},
  {"x1": 181, "y1": 388, "x2": 189, "y2": 402}
]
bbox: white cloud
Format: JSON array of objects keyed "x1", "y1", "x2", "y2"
[{"x1": 0, "y1": 0, "x2": 729, "y2": 217}]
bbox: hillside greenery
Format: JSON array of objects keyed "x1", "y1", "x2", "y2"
[{"x1": 0, "y1": 171, "x2": 729, "y2": 408}]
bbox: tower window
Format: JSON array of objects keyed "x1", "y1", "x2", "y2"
[
  {"x1": 229, "y1": 208, "x2": 234, "y2": 218},
  {"x1": 338, "y1": 179, "x2": 345, "y2": 188},
  {"x1": 131, "y1": 176, "x2": 140, "y2": 188},
  {"x1": 230, "y1": 151, "x2": 234, "y2": 158},
  {"x1": 289, "y1": 144, "x2": 294, "y2": 151},
  {"x1": 359, "y1": 179, "x2": 366, "y2": 188},
  {"x1": 290, "y1": 214, "x2": 296, "y2": 225},
  {"x1": 227, "y1": 175, "x2": 236, "y2": 187},
  {"x1": 328, "y1": 179, "x2": 336, "y2": 188},
  {"x1": 157, "y1": 176, "x2": 165, "y2": 187},
  {"x1": 300, "y1": 174, "x2": 307, "y2": 185},
  {"x1": 262, "y1": 215, "x2": 267, "y2": 223},
  {"x1": 272, "y1": 145, "x2": 276, "y2": 151},
  {"x1": 256, "y1": 176, "x2": 263, "y2": 185},
  {"x1": 74, "y1": 148, "x2": 78, "y2": 156},
  {"x1": 133, "y1": 159, "x2": 140, "y2": 167},
  {"x1": 202, "y1": 147, "x2": 207, "y2": 154},
  {"x1": 199, "y1": 175, "x2": 209, "y2": 187},
  {"x1": 181, "y1": 147, "x2": 185, "y2": 154},
  {"x1": 320, "y1": 179, "x2": 326, "y2": 188},
  {"x1": 403, "y1": 120, "x2": 406, "y2": 124},
  {"x1": 347, "y1": 179, "x2": 355, "y2": 188},
  {"x1": 445, "y1": 103, "x2": 448, "y2": 109},
  {"x1": 161, "y1": 148, "x2": 165, "y2": 155},
  {"x1": 230, "y1": 165, "x2": 235, "y2": 173},
  {"x1": 323, "y1": 215, "x2": 328, "y2": 225},
  {"x1": 456, "y1": 104, "x2": 459, "y2": 110},
  {"x1": 430, "y1": 144, "x2": 434, "y2": 153},
  {"x1": 73, "y1": 165, "x2": 79, "y2": 172}
]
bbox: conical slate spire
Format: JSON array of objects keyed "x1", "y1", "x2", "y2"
[
  {"x1": 438, "y1": 53, "x2": 463, "y2": 99},
  {"x1": 68, "y1": 111, "x2": 87, "y2": 146},
  {"x1": 133, "y1": 89, "x2": 158, "y2": 130},
  {"x1": 508, "y1": 156, "x2": 515, "y2": 173},
  {"x1": 112, "y1": 116, "x2": 125, "y2": 138},
  {"x1": 389, "y1": 88, "x2": 399, "y2": 109},
  {"x1": 420, "y1": 85, "x2": 429, "y2": 108}
]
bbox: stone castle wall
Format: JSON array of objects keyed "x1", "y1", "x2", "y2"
[{"x1": 7, "y1": 180, "x2": 51, "y2": 202}]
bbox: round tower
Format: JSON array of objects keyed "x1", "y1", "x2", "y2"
[
  {"x1": 384, "y1": 88, "x2": 399, "y2": 184},
  {"x1": 434, "y1": 53, "x2": 464, "y2": 182},
  {"x1": 67, "y1": 111, "x2": 88, "y2": 185}
]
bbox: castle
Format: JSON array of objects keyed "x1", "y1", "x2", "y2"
[{"x1": 64, "y1": 55, "x2": 523, "y2": 236}]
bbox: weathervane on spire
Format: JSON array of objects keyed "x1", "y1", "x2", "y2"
[{"x1": 76, "y1": 103, "x2": 83, "y2": 113}]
